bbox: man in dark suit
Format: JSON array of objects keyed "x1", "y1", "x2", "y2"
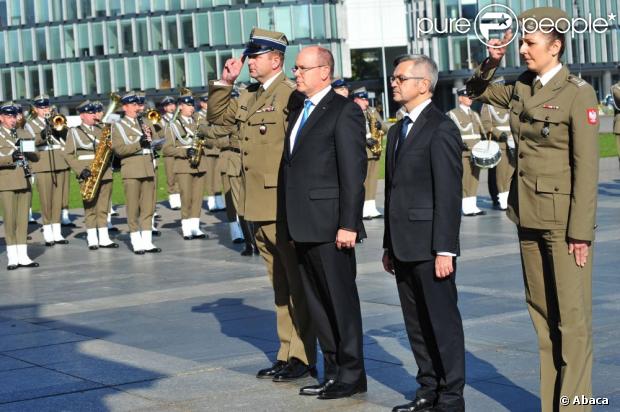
[
  {"x1": 382, "y1": 55, "x2": 465, "y2": 412},
  {"x1": 280, "y1": 45, "x2": 367, "y2": 400}
]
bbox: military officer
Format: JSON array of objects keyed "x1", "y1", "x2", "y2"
[
  {"x1": 111, "y1": 91, "x2": 160, "y2": 254},
  {"x1": 0, "y1": 102, "x2": 39, "y2": 270},
  {"x1": 64, "y1": 101, "x2": 118, "y2": 250},
  {"x1": 612, "y1": 81, "x2": 620, "y2": 168},
  {"x1": 353, "y1": 87, "x2": 389, "y2": 219},
  {"x1": 208, "y1": 28, "x2": 316, "y2": 380},
  {"x1": 162, "y1": 93, "x2": 210, "y2": 240},
  {"x1": 448, "y1": 87, "x2": 487, "y2": 216},
  {"x1": 195, "y1": 93, "x2": 225, "y2": 211},
  {"x1": 157, "y1": 96, "x2": 181, "y2": 210},
  {"x1": 481, "y1": 80, "x2": 516, "y2": 210},
  {"x1": 466, "y1": 8, "x2": 599, "y2": 411},
  {"x1": 332, "y1": 78, "x2": 350, "y2": 98},
  {"x1": 26, "y1": 94, "x2": 70, "y2": 245}
]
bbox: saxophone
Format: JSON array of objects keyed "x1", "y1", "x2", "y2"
[
  {"x1": 188, "y1": 119, "x2": 204, "y2": 168},
  {"x1": 80, "y1": 125, "x2": 113, "y2": 202},
  {"x1": 367, "y1": 108, "x2": 384, "y2": 157}
]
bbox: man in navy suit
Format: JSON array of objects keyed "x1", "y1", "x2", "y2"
[
  {"x1": 383, "y1": 55, "x2": 465, "y2": 412},
  {"x1": 279, "y1": 46, "x2": 367, "y2": 400}
]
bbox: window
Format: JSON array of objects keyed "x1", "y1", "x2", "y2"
[
  {"x1": 186, "y1": 53, "x2": 202, "y2": 87},
  {"x1": 98, "y1": 60, "x2": 110, "y2": 93},
  {"x1": 114, "y1": 59, "x2": 126, "y2": 91},
  {"x1": 0, "y1": 0, "x2": 7, "y2": 26},
  {"x1": 204, "y1": 52, "x2": 217, "y2": 82},
  {"x1": 64, "y1": 26, "x2": 76, "y2": 58},
  {"x1": 43, "y1": 65, "x2": 53, "y2": 95},
  {"x1": 55, "y1": 63, "x2": 69, "y2": 96},
  {"x1": 180, "y1": 15, "x2": 193, "y2": 48},
  {"x1": 292, "y1": 5, "x2": 310, "y2": 39},
  {"x1": 71, "y1": 62, "x2": 83, "y2": 95},
  {"x1": 107, "y1": 21, "x2": 119, "y2": 54},
  {"x1": 153, "y1": 0, "x2": 165, "y2": 12},
  {"x1": 121, "y1": 21, "x2": 134, "y2": 53},
  {"x1": 159, "y1": 56, "x2": 171, "y2": 89},
  {"x1": 9, "y1": 0, "x2": 20, "y2": 25},
  {"x1": 7, "y1": 30, "x2": 19, "y2": 63},
  {"x1": 36, "y1": 28, "x2": 46, "y2": 60},
  {"x1": 135, "y1": 18, "x2": 148, "y2": 52},
  {"x1": 1, "y1": 69, "x2": 11, "y2": 100},
  {"x1": 110, "y1": 0, "x2": 121, "y2": 15},
  {"x1": 85, "y1": 62, "x2": 96, "y2": 94},
  {"x1": 15, "y1": 67, "x2": 27, "y2": 99},
  {"x1": 166, "y1": 16, "x2": 178, "y2": 49},
  {"x1": 211, "y1": 11, "x2": 226, "y2": 45},
  {"x1": 92, "y1": 22, "x2": 104, "y2": 55},
  {"x1": 172, "y1": 54, "x2": 185, "y2": 88},
  {"x1": 65, "y1": 0, "x2": 77, "y2": 20},
  {"x1": 127, "y1": 57, "x2": 140, "y2": 89},
  {"x1": 227, "y1": 10, "x2": 242, "y2": 45},
  {"x1": 50, "y1": 0, "x2": 62, "y2": 22},
  {"x1": 0, "y1": 34, "x2": 5, "y2": 64},
  {"x1": 195, "y1": 13, "x2": 209, "y2": 47},
  {"x1": 243, "y1": 9, "x2": 258, "y2": 40},
  {"x1": 258, "y1": 7, "x2": 274, "y2": 32},
  {"x1": 142, "y1": 56, "x2": 156, "y2": 90},
  {"x1": 80, "y1": 0, "x2": 91, "y2": 18},
  {"x1": 29, "y1": 67, "x2": 40, "y2": 96},
  {"x1": 311, "y1": 5, "x2": 326, "y2": 39},
  {"x1": 49, "y1": 27, "x2": 61, "y2": 59},
  {"x1": 138, "y1": 0, "x2": 150, "y2": 14},
  {"x1": 169, "y1": 0, "x2": 181, "y2": 10},
  {"x1": 24, "y1": 0, "x2": 35, "y2": 24},
  {"x1": 94, "y1": 0, "x2": 106, "y2": 17},
  {"x1": 151, "y1": 17, "x2": 163, "y2": 50},
  {"x1": 78, "y1": 23, "x2": 90, "y2": 57},
  {"x1": 23, "y1": 29, "x2": 34, "y2": 62}
]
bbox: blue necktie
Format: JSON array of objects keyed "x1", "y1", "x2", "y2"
[
  {"x1": 297, "y1": 99, "x2": 313, "y2": 137},
  {"x1": 396, "y1": 116, "x2": 413, "y2": 158}
]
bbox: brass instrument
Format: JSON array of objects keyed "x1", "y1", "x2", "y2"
[
  {"x1": 16, "y1": 106, "x2": 36, "y2": 129},
  {"x1": 146, "y1": 108, "x2": 161, "y2": 124},
  {"x1": 80, "y1": 94, "x2": 122, "y2": 201},
  {"x1": 48, "y1": 112, "x2": 67, "y2": 132},
  {"x1": 188, "y1": 129, "x2": 204, "y2": 168},
  {"x1": 367, "y1": 108, "x2": 385, "y2": 157}
]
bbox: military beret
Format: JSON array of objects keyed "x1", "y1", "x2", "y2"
[
  {"x1": 352, "y1": 87, "x2": 369, "y2": 99},
  {"x1": 0, "y1": 101, "x2": 20, "y2": 115},
  {"x1": 332, "y1": 79, "x2": 349, "y2": 89},
  {"x1": 243, "y1": 28, "x2": 288, "y2": 57},
  {"x1": 518, "y1": 7, "x2": 570, "y2": 33},
  {"x1": 76, "y1": 100, "x2": 98, "y2": 114},
  {"x1": 32, "y1": 94, "x2": 50, "y2": 108},
  {"x1": 456, "y1": 86, "x2": 468, "y2": 96},
  {"x1": 121, "y1": 92, "x2": 145, "y2": 105}
]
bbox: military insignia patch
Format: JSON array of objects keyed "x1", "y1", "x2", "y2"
[{"x1": 586, "y1": 108, "x2": 598, "y2": 125}]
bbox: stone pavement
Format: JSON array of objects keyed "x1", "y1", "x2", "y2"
[{"x1": 0, "y1": 158, "x2": 619, "y2": 411}]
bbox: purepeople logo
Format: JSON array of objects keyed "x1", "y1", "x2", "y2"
[{"x1": 416, "y1": 3, "x2": 617, "y2": 48}]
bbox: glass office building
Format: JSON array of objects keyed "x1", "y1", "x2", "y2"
[
  {"x1": 405, "y1": 0, "x2": 620, "y2": 108},
  {"x1": 0, "y1": 0, "x2": 344, "y2": 106}
]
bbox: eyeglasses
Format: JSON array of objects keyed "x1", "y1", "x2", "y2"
[
  {"x1": 389, "y1": 75, "x2": 427, "y2": 84},
  {"x1": 291, "y1": 65, "x2": 326, "y2": 75}
]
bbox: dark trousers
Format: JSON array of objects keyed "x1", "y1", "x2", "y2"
[
  {"x1": 295, "y1": 242, "x2": 365, "y2": 385},
  {"x1": 395, "y1": 258, "x2": 465, "y2": 410}
]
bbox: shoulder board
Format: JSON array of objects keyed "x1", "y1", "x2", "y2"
[
  {"x1": 568, "y1": 75, "x2": 587, "y2": 88},
  {"x1": 282, "y1": 78, "x2": 297, "y2": 89}
]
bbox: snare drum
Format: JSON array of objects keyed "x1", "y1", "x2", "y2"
[{"x1": 471, "y1": 140, "x2": 501, "y2": 169}]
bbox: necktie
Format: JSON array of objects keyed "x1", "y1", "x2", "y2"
[
  {"x1": 256, "y1": 86, "x2": 265, "y2": 99},
  {"x1": 532, "y1": 79, "x2": 542, "y2": 95},
  {"x1": 297, "y1": 99, "x2": 313, "y2": 137},
  {"x1": 396, "y1": 116, "x2": 413, "y2": 158}
]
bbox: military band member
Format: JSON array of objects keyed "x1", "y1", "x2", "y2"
[
  {"x1": 481, "y1": 96, "x2": 515, "y2": 210},
  {"x1": 111, "y1": 91, "x2": 160, "y2": 254},
  {"x1": 208, "y1": 28, "x2": 316, "y2": 380},
  {"x1": 158, "y1": 96, "x2": 181, "y2": 210},
  {"x1": 353, "y1": 87, "x2": 389, "y2": 219},
  {"x1": 0, "y1": 102, "x2": 39, "y2": 270},
  {"x1": 467, "y1": 8, "x2": 599, "y2": 411},
  {"x1": 26, "y1": 94, "x2": 70, "y2": 245},
  {"x1": 195, "y1": 93, "x2": 225, "y2": 211},
  {"x1": 612, "y1": 81, "x2": 620, "y2": 168},
  {"x1": 64, "y1": 101, "x2": 118, "y2": 250},
  {"x1": 448, "y1": 87, "x2": 486, "y2": 216},
  {"x1": 162, "y1": 93, "x2": 209, "y2": 240},
  {"x1": 332, "y1": 78, "x2": 350, "y2": 98}
]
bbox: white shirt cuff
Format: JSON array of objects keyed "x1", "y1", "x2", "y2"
[{"x1": 437, "y1": 252, "x2": 456, "y2": 257}]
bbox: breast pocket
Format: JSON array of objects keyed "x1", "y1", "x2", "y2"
[{"x1": 535, "y1": 176, "x2": 571, "y2": 223}]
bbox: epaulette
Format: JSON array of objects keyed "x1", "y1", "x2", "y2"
[
  {"x1": 568, "y1": 75, "x2": 587, "y2": 88},
  {"x1": 282, "y1": 77, "x2": 297, "y2": 89}
]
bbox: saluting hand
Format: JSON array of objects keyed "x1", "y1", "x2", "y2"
[
  {"x1": 568, "y1": 238, "x2": 591, "y2": 268},
  {"x1": 222, "y1": 58, "x2": 244, "y2": 85},
  {"x1": 487, "y1": 29, "x2": 513, "y2": 67}
]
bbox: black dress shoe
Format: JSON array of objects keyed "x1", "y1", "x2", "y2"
[
  {"x1": 19, "y1": 262, "x2": 39, "y2": 268},
  {"x1": 28, "y1": 220, "x2": 37, "y2": 225},
  {"x1": 256, "y1": 360, "x2": 287, "y2": 379},
  {"x1": 318, "y1": 379, "x2": 367, "y2": 399},
  {"x1": 99, "y1": 243, "x2": 119, "y2": 249},
  {"x1": 272, "y1": 358, "x2": 317, "y2": 382},
  {"x1": 253, "y1": 246, "x2": 260, "y2": 255},
  {"x1": 134, "y1": 250, "x2": 145, "y2": 255},
  {"x1": 240, "y1": 245, "x2": 254, "y2": 256},
  {"x1": 56, "y1": 239, "x2": 69, "y2": 245},
  {"x1": 193, "y1": 233, "x2": 206, "y2": 239},
  {"x1": 89, "y1": 245, "x2": 99, "y2": 250},
  {"x1": 146, "y1": 247, "x2": 161, "y2": 253},
  {"x1": 299, "y1": 379, "x2": 335, "y2": 396},
  {"x1": 475, "y1": 210, "x2": 487, "y2": 216},
  {"x1": 109, "y1": 227, "x2": 120, "y2": 232},
  {"x1": 392, "y1": 397, "x2": 436, "y2": 412},
  {"x1": 184, "y1": 235, "x2": 194, "y2": 241},
  {"x1": 232, "y1": 237, "x2": 245, "y2": 244},
  {"x1": 152, "y1": 230, "x2": 161, "y2": 237},
  {"x1": 61, "y1": 222, "x2": 77, "y2": 228},
  {"x1": 363, "y1": 216, "x2": 374, "y2": 221},
  {"x1": 45, "y1": 241, "x2": 55, "y2": 247},
  {"x1": 7, "y1": 264, "x2": 18, "y2": 271}
]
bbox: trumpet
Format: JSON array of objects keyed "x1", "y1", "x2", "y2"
[
  {"x1": 146, "y1": 108, "x2": 161, "y2": 124},
  {"x1": 45, "y1": 112, "x2": 67, "y2": 132}
]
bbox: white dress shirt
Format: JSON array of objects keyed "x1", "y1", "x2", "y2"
[
  {"x1": 535, "y1": 63, "x2": 563, "y2": 87},
  {"x1": 289, "y1": 85, "x2": 332, "y2": 153}
]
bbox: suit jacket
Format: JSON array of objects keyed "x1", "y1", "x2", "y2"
[
  {"x1": 280, "y1": 89, "x2": 367, "y2": 243},
  {"x1": 467, "y1": 64, "x2": 599, "y2": 241},
  {"x1": 208, "y1": 72, "x2": 296, "y2": 222},
  {"x1": 383, "y1": 103, "x2": 463, "y2": 262}
]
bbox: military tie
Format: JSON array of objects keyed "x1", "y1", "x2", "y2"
[
  {"x1": 532, "y1": 79, "x2": 543, "y2": 95},
  {"x1": 256, "y1": 85, "x2": 265, "y2": 99},
  {"x1": 395, "y1": 116, "x2": 413, "y2": 159}
]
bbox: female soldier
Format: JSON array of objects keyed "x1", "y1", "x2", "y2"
[{"x1": 466, "y1": 8, "x2": 599, "y2": 412}]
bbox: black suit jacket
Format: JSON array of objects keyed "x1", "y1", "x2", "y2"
[
  {"x1": 383, "y1": 102, "x2": 463, "y2": 262},
  {"x1": 279, "y1": 89, "x2": 367, "y2": 243}
]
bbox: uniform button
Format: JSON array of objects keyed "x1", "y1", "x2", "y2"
[
  {"x1": 244, "y1": 152, "x2": 248, "y2": 156},
  {"x1": 244, "y1": 167, "x2": 248, "y2": 171},
  {"x1": 245, "y1": 137, "x2": 249, "y2": 141},
  {"x1": 519, "y1": 171, "x2": 524, "y2": 177},
  {"x1": 520, "y1": 136, "x2": 525, "y2": 141},
  {"x1": 518, "y1": 153, "x2": 524, "y2": 159},
  {"x1": 554, "y1": 187, "x2": 559, "y2": 192}
]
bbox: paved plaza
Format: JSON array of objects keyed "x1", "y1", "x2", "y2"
[{"x1": 0, "y1": 158, "x2": 619, "y2": 411}]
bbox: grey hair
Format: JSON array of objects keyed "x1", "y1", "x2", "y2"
[{"x1": 393, "y1": 54, "x2": 438, "y2": 93}]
